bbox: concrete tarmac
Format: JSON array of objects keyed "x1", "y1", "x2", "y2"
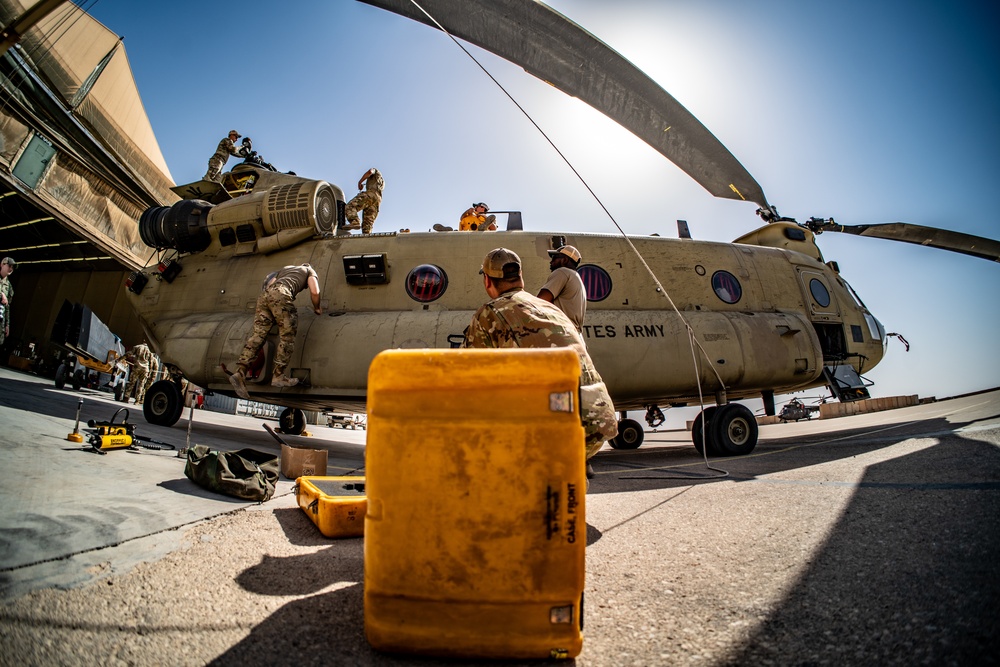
[{"x1": 1, "y1": 366, "x2": 997, "y2": 665}]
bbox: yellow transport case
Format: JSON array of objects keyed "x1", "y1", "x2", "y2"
[
  {"x1": 295, "y1": 476, "x2": 367, "y2": 538},
  {"x1": 364, "y1": 348, "x2": 586, "y2": 659}
]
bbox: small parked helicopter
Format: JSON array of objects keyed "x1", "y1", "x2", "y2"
[
  {"x1": 125, "y1": 0, "x2": 999, "y2": 458},
  {"x1": 778, "y1": 399, "x2": 821, "y2": 423}
]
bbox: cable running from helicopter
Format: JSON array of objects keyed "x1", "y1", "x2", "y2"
[{"x1": 408, "y1": 0, "x2": 729, "y2": 477}]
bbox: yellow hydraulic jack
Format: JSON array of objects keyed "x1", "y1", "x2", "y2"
[{"x1": 85, "y1": 408, "x2": 174, "y2": 455}]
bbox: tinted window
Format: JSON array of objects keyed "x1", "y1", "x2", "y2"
[
  {"x1": 712, "y1": 271, "x2": 742, "y2": 304},
  {"x1": 810, "y1": 278, "x2": 831, "y2": 307},
  {"x1": 405, "y1": 264, "x2": 448, "y2": 303},
  {"x1": 577, "y1": 265, "x2": 612, "y2": 302}
]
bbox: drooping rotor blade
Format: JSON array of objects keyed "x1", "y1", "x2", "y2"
[
  {"x1": 358, "y1": 0, "x2": 770, "y2": 210},
  {"x1": 808, "y1": 220, "x2": 1000, "y2": 262}
]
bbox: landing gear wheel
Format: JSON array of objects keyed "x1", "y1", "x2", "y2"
[
  {"x1": 692, "y1": 406, "x2": 719, "y2": 455},
  {"x1": 115, "y1": 384, "x2": 125, "y2": 402},
  {"x1": 55, "y1": 364, "x2": 68, "y2": 389},
  {"x1": 710, "y1": 403, "x2": 758, "y2": 456},
  {"x1": 72, "y1": 369, "x2": 85, "y2": 391},
  {"x1": 609, "y1": 418, "x2": 644, "y2": 450},
  {"x1": 144, "y1": 380, "x2": 184, "y2": 427},
  {"x1": 279, "y1": 407, "x2": 306, "y2": 435}
]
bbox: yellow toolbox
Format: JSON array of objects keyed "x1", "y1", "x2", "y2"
[
  {"x1": 364, "y1": 348, "x2": 586, "y2": 659},
  {"x1": 295, "y1": 476, "x2": 367, "y2": 538}
]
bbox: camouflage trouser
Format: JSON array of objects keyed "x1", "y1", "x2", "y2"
[
  {"x1": 126, "y1": 365, "x2": 149, "y2": 403},
  {"x1": 582, "y1": 380, "x2": 618, "y2": 459},
  {"x1": 238, "y1": 287, "x2": 298, "y2": 375},
  {"x1": 344, "y1": 191, "x2": 381, "y2": 234},
  {"x1": 204, "y1": 158, "x2": 225, "y2": 183},
  {"x1": 142, "y1": 367, "x2": 158, "y2": 402}
]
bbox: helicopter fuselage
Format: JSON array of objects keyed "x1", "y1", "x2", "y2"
[{"x1": 127, "y1": 174, "x2": 886, "y2": 415}]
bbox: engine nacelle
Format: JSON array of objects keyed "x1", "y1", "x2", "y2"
[{"x1": 139, "y1": 177, "x2": 343, "y2": 254}]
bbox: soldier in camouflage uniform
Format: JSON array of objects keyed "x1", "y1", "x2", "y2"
[
  {"x1": 0, "y1": 257, "x2": 14, "y2": 347},
  {"x1": 227, "y1": 263, "x2": 323, "y2": 399},
  {"x1": 203, "y1": 130, "x2": 250, "y2": 183},
  {"x1": 463, "y1": 248, "x2": 618, "y2": 460},
  {"x1": 143, "y1": 353, "x2": 161, "y2": 402},
  {"x1": 342, "y1": 168, "x2": 384, "y2": 234},
  {"x1": 124, "y1": 342, "x2": 153, "y2": 404}
]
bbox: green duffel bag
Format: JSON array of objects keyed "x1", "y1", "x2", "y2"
[{"x1": 184, "y1": 445, "x2": 279, "y2": 502}]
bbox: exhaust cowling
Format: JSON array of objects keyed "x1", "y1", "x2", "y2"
[{"x1": 139, "y1": 179, "x2": 342, "y2": 253}]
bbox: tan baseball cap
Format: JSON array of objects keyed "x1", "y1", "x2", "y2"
[
  {"x1": 480, "y1": 247, "x2": 521, "y2": 279},
  {"x1": 229, "y1": 129, "x2": 241, "y2": 138},
  {"x1": 1, "y1": 257, "x2": 15, "y2": 269},
  {"x1": 547, "y1": 245, "x2": 581, "y2": 263}
]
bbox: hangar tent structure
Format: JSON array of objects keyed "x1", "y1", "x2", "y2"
[{"x1": 0, "y1": 0, "x2": 177, "y2": 358}]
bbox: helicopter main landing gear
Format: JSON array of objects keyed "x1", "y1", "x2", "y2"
[
  {"x1": 609, "y1": 412, "x2": 644, "y2": 450},
  {"x1": 144, "y1": 379, "x2": 184, "y2": 427},
  {"x1": 691, "y1": 403, "x2": 758, "y2": 456}
]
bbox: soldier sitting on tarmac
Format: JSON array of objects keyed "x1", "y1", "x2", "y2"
[{"x1": 226, "y1": 263, "x2": 323, "y2": 399}]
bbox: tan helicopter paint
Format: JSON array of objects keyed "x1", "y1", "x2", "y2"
[{"x1": 129, "y1": 173, "x2": 885, "y2": 414}]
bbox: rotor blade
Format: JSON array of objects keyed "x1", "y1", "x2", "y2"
[
  {"x1": 358, "y1": 0, "x2": 770, "y2": 209},
  {"x1": 824, "y1": 222, "x2": 1000, "y2": 262}
]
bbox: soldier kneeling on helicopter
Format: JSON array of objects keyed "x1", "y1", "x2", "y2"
[{"x1": 226, "y1": 264, "x2": 323, "y2": 399}]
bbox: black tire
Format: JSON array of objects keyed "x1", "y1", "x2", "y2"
[
  {"x1": 609, "y1": 418, "x2": 644, "y2": 450},
  {"x1": 115, "y1": 384, "x2": 125, "y2": 402},
  {"x1": 279, "y1": 408, "x2": 306, "y2": 435},
  {"x1": 55, "y1": 364, "x2": 68, "y2": 389},
  {"x1": 692, "y1": 406, "x2": 719, "y2": 455},
  {"x1": 710, "y1": 403, "x2": 758, "y2": 456},
  {"x1": 143, "y1": 380, "x2": 184, "y2": 427},
  {"x1": 72, "y1": 369, "x2": 85, "y2": 391}
]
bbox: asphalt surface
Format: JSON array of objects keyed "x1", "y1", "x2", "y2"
[{"x1": 1, "y1": 366, "x2": 998, "y2": 666}]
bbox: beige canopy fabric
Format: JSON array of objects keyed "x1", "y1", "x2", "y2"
[
  {"x1": 1, "y1": 0, "x2": 174, "y2": 198},
  {"x1": 0, "y1": 0, "x2": 178, "y2": 270}
]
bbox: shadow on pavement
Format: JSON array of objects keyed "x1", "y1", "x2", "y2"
[{"x1": 720, "y1": 429, "x2": 1000, "y2": 664}]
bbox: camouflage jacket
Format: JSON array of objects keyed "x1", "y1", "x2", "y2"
[
  {"x1": 210, "y1": 137, "x2": 247, "y2": 164},
  {"x1": 0, "y1": 275, "x2": 12, "y2": 328},
  {"x1": 463, "y1": 288, "x2": 617, "y2": 452},
  {"x1": 129, "y1": 343, "x2": 153, "y2": 369},
  {"x1": 363, "y1": 169, "x2": 384, "y2": 197}
]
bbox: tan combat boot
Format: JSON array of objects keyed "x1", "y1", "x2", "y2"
[
  {"x1": 271, "y1": 371, "x2": 300, "y2": 388},
  {"x1": 226, "y1": 366, "x2": 250, "y2": 400}
]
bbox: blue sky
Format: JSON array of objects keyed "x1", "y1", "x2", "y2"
[{"x1": 83, "y1": 0, "x2": 999, "y2": 412}]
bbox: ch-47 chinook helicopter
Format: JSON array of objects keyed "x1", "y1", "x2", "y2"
[{"x1": 125, "y1": 0, "x2": 1000, "y2": 457}]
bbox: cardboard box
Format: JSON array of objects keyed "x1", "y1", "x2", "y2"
[{"x1": 280, "y1": 442, "x2": 328, "y2": 479}]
